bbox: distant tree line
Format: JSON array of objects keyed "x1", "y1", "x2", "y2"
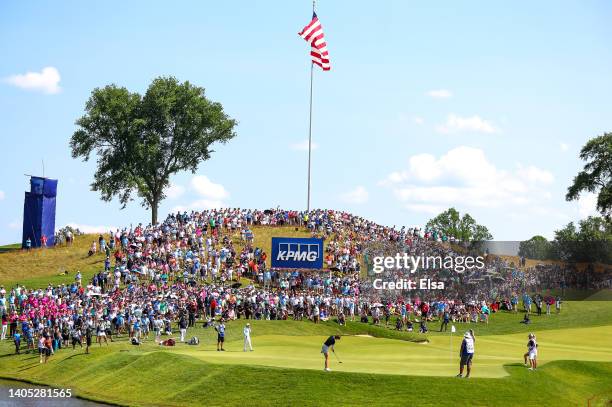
[
  {"x1": 519, "y1": 216, "x2": 612, "y2": 264},
  {"x1": 520, "y1": 132, "x2": 612, "y2": 264}
]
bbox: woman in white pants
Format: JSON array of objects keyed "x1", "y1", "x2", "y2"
[
  {"x1": 1, "y1": 313, "x2": 7, "y2": 340},
  {"x1": 525, "y1": 333, "x2": 538, "y2": 370},
  {"x1": 243, "y1": 323, "x2": 253, "y2": 351}
]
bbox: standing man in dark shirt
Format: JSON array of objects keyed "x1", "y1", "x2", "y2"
[
  {"x1": 457, "y1": 330, "x2": 475, "y2": 378},
  {"x1": 321, "y1": 335, "x2": 340, "y2": 372}
]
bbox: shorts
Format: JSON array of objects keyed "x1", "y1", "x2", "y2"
[
  {"x1": 321, "y1": 344, "x2": 329, "y2": 355},
  {"x1": 529, "y1": 351, "x2": 537, "y2": 360},
  {"x1": 38, "y1": 347, "x2": 45, "y2": 355},
  {"x1": 217, "y1": 335, "x2": 224, "y2": 343},
  {"x1": 460, "y1": 353, "x2": 473, "y2": 365}
]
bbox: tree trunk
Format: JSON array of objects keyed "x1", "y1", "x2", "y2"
[{"x1": 151, "y1": 201, "x2": 158, "y2": 225}]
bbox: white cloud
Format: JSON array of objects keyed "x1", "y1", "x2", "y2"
[
  {"x1": 436, "y1": 114, "x2": 498, "y2": 134},
  {"x1": 0, "y1": 190, "x2": 4, "y2": 200},
  {"x1": 380, "y1": 146, "x2": 554, "y2": 210},
  {"x1": 413, "y1": 117, "x2": 424, "y2": 125},
  {"x1": 560, "y1": 142, "x2": 569, "y2": 152},
  {"x1": 516, "y1": 164, "x2": 555, "y2": 184},
  {"x1": 172, "y1": 199, "x2": 226, "y2": 213},
  {"x1": 405, "y1": 204, "x2": 444, "y2": 215},
  {"x1": 4, "y1": 66, "x2": 61, "y2": 94},
  {"x1": 165, "y1": 183, "x2": 185, "y2": 199},
  {"x1": 291, "y1": 140, "x2": 318, "y2": 151},
  {"x1": 340, "y1": 186, "x2": 369, "y2": 205},
  {"x1": 8, "y1": 219, "x2": 20, "y2": 229},
  {"x1": 426, "y1": 89, "x2": 452, "y2": 99},
  {"x1": 190, "y1": 175, "x2": 229, "y2": 200},
  {"x1": 66, "y1": 223, "x2": 119, "y2": 234},
  {"x1": 172, "y1": 175, "x2": 229, "y2": 212},
  {"x1": 577, "y1": 193, "x2": 598, "y2": 218}
]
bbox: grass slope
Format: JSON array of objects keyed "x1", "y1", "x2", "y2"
[
  {"x1": 425, "y1": 301, "x2": 612, "y2": 336},
  {"x1": 0, "y1": 236, "x2": 103, "y2": 288},
  {"x1": 1, "y1": 346, "x2": 610, "y2": 406}
]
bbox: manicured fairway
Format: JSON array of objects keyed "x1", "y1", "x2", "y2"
[{"x1": 176, "y1": 325, "x2": 612, "y2": 378}]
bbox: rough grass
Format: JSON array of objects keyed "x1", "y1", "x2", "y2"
[
  {"x1": 0, "y1": 236, "x2": 103, "y2": 288},
  {"x1": 425, "y1": 300, "x2": 612, "y2": 336},
  {"x1": 0, "y1": 243, "x2": 20, "y2": 254}
]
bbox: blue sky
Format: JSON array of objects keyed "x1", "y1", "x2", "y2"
[{"x1": 0, "y1": 0, "x2": 611, "y2": 244}]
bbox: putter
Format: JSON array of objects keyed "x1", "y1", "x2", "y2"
[{"x1": 333, "y1": 351, "x2": 343, "y2": 364}]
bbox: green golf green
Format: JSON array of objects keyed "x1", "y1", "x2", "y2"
[{"x1": 175, "y1": 325, "x2": 612, "y2": 378}]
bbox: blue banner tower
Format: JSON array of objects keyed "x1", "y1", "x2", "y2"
[{"x1": 22, "y1": 176, "x2": 58, "y2": 248}]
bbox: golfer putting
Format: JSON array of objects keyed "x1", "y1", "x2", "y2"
[
  {"x1": 321, "y1": 335, "x2": 341, "y2": 372},
  {"x1": 457, "y1": 329, "x2": 475, "y2": 378}
]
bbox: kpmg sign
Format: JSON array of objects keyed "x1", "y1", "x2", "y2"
[{"x1": 271, "y1": 237, "x2": 324, "y2": 269}]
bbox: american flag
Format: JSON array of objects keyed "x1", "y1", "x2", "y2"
[{"x1": 298, "y1": 12, "x2": 330, "y2": 71}]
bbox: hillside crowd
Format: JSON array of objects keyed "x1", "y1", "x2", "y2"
[{"x1": 1, "y1": 208, "x2": 605, "y2": 357}]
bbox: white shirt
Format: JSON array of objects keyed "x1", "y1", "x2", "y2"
[
  {"x1": 243, "y1": 327, "x2": 251, "y2": 337},
  {"x1": 464, "y1": 336, "x2": 475, "y2": 353}
]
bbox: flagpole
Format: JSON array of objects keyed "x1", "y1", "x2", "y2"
[
  {"x1": 306, "y1": 0, "x2": 315, "y2": 214},
  {"x1": 450, "y1": 324, "x2": 455, "y2": 364}
]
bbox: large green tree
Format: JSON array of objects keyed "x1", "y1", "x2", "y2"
[
  {"x1": 549, "y1": 216, "x2": 612, "y2": 263},
  {"x1": 70, "y1": 76, "x2": 237, "y2": 224},
  {"x1": 518, "y1": 235, "x2": 552, "y2": 260},
  {"x1": 426, "y1": 207, "x2": 493, "y2": 241},
  {"x1": 566, "y1": 132, "x2": 612, "y2": 219}
]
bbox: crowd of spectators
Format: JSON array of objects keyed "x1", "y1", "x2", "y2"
[{"x1": 1, "y1": 208, "x2": 609, "y2": 358}]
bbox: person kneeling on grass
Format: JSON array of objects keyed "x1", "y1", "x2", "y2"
[
  {"x1": 321, "y1": 335, "x2": 341, "y2": 372},
  {"x1": 520, "y1": 313, "x2": 531, "y2": 324},
  {"x1": 457, "y1": 330, "x2": 475, "y2": 378}
]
